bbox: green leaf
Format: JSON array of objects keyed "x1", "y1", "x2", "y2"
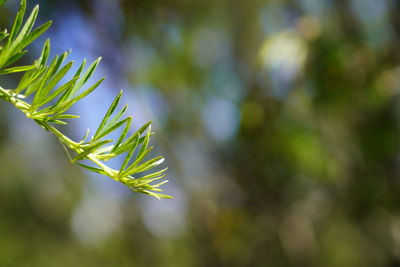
[
  {"x1": 93, "y1": 90, "x2": 122, "y2": 140},
  {"x1": 122, "y1": 156, "x2": 164, "y2": 177},
  {"x1": 15, "y1": 60, "x2": 47, "y2": 94},
  {"x1": 112, "y1": 116, "x2": 132, "y2": 153},
  {"x1": 120, "y1": 132, "x2": 140, "y2": 171},
  {"x1": 76, "y1": 163, "x2": 107, "y2": 175},
  {"x1": 14, "y1": 20, "x2": 52, "y2": 54},
  {"x1": 33, "y1": 77, "x2": 78, "y2": 109},
  {"x1": 30, "y1": 55, "x2": 61, "y2": 105},
  {"x1": 0, "y1": 64, "x2": 34, "y2": 75},
  {"x1": 122, "y1": 174, "x2": 163, "y2": 187},
  {"x1": 113, "y1": 124, "x2": 150, "y2": 155},
  {"x1": 72, "y1": 139, "x2": 112, "y2": 162},
  {"x1": 67, "y1": 57, "x2": 101, "y2": 100},
  {"x1": 39, "y1": 39, "x2": 50, "y2": 65},
  {"x1": 55, "y1": 114, "x2": 80, "y2": 120},
  {"x1": 0, "y1": 3, "x2": 51, "y2": 70},
  {"x1": 0, "y1": 30, "x2": 9, "y2": 43},
  {"x1": 47, "y1": 119, "x2": 67, "y2": 125},
  {"x1": 52, "y1": 77, "x2": 104, "y2": 116},
  {"x1": 3, "y1": 50, "x2": 27, "y2": 67},
  {"x1": 134, "y1": 167, "x2": 168, "y2": 182},
  {"x1": 93, "y1": 116, "x2": 130, "y2": 142},
  {"x1": 7, "y1": 0, "x2": 26, "y2": 44},
  {"x1": 32, "y1": 60, "x2": 74, "y2": 108},
  {"x1": 131, "y1": 125, "x2": 152, "y2": 166},
  {"x1": 132, "y1": 189, "x2": 173, "y2": 200},
  {"x1": 79, "y1": 129, "x2": 90, "y2": 144},
  {"x1": 2, "y1": 4, "x2": 38, "y2": 62}
]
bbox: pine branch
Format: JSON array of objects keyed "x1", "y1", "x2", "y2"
[{"x1": 0, "y1": 0, "x2": 171, "y2": 199}]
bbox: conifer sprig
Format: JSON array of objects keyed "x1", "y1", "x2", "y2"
[{"x1": 0, "y1": 0, "x2": 171, "y2": 199}]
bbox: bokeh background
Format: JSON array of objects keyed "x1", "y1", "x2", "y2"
[{"x1": 1, "y1": 0, "x2": 400, "y2": 266}]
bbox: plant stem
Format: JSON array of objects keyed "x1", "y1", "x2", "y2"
[{"x1": 0, "y1": 90, "x2": 119, "y2": 180}]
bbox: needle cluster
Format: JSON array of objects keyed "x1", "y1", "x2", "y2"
[{"x1": 0, "y1": 0, "x2": 171, "y2": 199}]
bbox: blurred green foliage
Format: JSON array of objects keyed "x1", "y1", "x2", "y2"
[{"x1": 2, "y1": 0, "x2": 400, "y2": 266}]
